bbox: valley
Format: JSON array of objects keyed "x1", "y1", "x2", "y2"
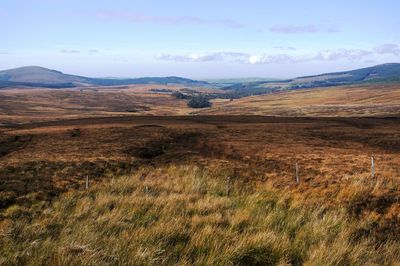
[{"x1": 1, "y1": 83, "x2": 400, "y2": 126}]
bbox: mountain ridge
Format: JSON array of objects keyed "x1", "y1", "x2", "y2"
[
  {"x1": 0, "y1": 66, "x2": 209, "y2": 88},
  {"x1": 1, "y1": 63, "x2": 399, "y2": 90}
]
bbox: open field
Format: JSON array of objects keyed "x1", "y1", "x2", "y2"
[
  {"x1": 0, "y1": 85, "x2": 222, "y2": 125},
  {"x1": 200, "y1": 84, "x2": 400, "y2": 117},
  {"x1": 1, "y1": 116, "x2": 400, "y2": 264},
  {"x1": 1, "y1": 84, "x2": 400, "y2": 126},
  {"x1": 1, "y1": 84, "x2": 400, "y2": 264},
  {"x1": 2, "y1": 115, "x2": 400, "y2": 214},
  {"x1": 3, "y1": 0, "x2": 400, "y2": 263}
]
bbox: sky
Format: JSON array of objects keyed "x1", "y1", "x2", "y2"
[{"x1": 1, "y1": 0, "x2": 400, "y2": 79}]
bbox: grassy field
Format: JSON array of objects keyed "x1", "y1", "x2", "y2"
[
  {"x1": 199, "y1": 84, "x2": 400, "y2": 117},
  {"x1": 1, "y1": 84, "x2": 400, "y2": 126},
  {"x1": 1, "y1": 83, "x2": 400, "y2": 264},
  {"x1": 2, "y1": 165, "x2": 400, "y2": 265},
  {"x1": 0, "y1": 85, "x2": 220, "y2": 125},
  {"x1": 1, "y1": 116, "x2": 400, "y2": 264}
]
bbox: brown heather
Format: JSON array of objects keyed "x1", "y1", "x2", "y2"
[{"x1": 1, "y1": 115, "x2": 400, "y2": 265}]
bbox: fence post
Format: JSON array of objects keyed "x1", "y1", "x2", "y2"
[
  {"x1": 85, "y1": 175, "x2": 89, "y2": 189},
  {"x1": 371, "y1": 156, "x2": 375, "y2": 179},
  {"x1": 295, "y1": 163, "x2": 299, "y2": 183},
  {"x1": 226, "y1": 176, "x2": 232, "y2": 196}
]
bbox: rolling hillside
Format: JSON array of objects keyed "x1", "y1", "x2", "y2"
[
  {"x1": 295, "y1": 63, "x2": 400, "y2": 85},
  {"x1": 222, "y1": 63, "x2": 400, "y2": 97},
  {"x1": 197, "y1": 84, "x2": 400, "y2": 117},
  {"x1": 0, "y1": 66, "x2": 209, "y2": 88}
]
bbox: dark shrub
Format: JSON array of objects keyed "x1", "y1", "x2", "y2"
[{"x1": 188, "y1": 95, "x2": 212, "y2": 108}]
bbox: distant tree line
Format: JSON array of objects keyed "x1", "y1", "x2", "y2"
[{"x1": 149, "y1": 88, "x2": 173, "y2": 93}]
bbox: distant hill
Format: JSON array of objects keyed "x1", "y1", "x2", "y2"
[
  {"x1": 221, "y1": 63, "x2": 400, "y2": 98},
  {"x1": 205, "y1": 77, "x2": 282, "y2": 87},
  {"x1": 0, "y1": 66, "x2": 209, "y2": 88},
  {"x1": 2, "y1": 64, "x2": 399, "y2": 91},
  {"x1": 295, "y1": 63, "x2": 400, "y2": 85}
]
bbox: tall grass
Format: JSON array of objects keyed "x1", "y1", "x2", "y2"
[{"x1": 1, "y1": 165, "x2": 399, "y2": 265}]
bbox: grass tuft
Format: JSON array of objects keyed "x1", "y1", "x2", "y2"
[{"x1": 1, "y1": 164, "x2": 400, "y2": 265}]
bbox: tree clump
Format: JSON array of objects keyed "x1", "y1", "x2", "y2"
[{"x1": 187, "y1": 95, "x2": 212, "y2": 108}]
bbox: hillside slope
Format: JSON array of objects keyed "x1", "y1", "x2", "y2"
[
  {"x1": 198, "y1": 84, "x2": 400, "y2": 117},
  {"x1": 296, "y1": 63, "x2": 400, "y2": 84},
  {"x1": 222, "y1": 63, "x2": 400, "y2": 96},
  {"x1": 0, "y1": 66, "x2": 209, "y2": 88}
]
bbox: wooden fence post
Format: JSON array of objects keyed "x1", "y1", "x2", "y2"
[
  {"x1": 226, "y1": 176, "x2": 232, "y2": 196},
  {"x1": 295, "y1": 163, "x2": 300, "y2": 183},
  {"x1": 371, "y1": 156, "x2": 375, "y2": 179}
]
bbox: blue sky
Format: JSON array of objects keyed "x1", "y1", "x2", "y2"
[{"x1": 1, "y1": 0, "x2": 400, "y2": 78}]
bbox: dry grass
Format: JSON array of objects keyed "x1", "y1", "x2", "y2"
[
  {"x1": 1, "y1": 116, "x2": 400, "y2": 265},
  {"x1": 198, "y1": 84, "x2": 400, "y2": 117},
  {"x1": 0, "y1": 86, "x2": 199, "y2": 125},
  {"x1": 2, "y1": 82, "x2": 400, "y2": 265},
  {"x1": 2, "y1": 84, "x2": 400, "y2": 126},
  {"x1": 1, "y1": 165, "x2": 400, "y2": 265},
  {"x1": 1, "y1": 116, "x2": 400, "y2": 215}
]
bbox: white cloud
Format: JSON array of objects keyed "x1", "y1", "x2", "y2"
[
  {"x1": 156, "y1": 52, "x2": 249, "y2": 63},
  {"x1": 311, "y1": 49, "x2": 374, "y2": 61},
  {"x1": 248, "y1": 54, "x2": 295, "y2": 64},
  {"x1": 374, "y1": 43, "x2": 400, "y2": 55},
  {"x1": 248, "y1": 49, "x2": 374, "y2": 64},
  {"x1": 155, "y1": 46, "x2": 395, "y2": 65}
]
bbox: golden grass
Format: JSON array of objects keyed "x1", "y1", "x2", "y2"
[
  {"x1": 199, "y1": 84, "x2": 400, "y2": 117},
  {"x1": 0, "y1": 86, "x2": 196, "y2": 124},
  {"x1": 1, "y1": 165, "x2": 400, "y2": 265},
  {"x1": 1, "y1": 116, "x2": 400, "y2": 225},
  {"x1": 1, "y1": 116, "x2": 400, "y2": 265},
  {"x1": 2, "y1": 84, "x2": 400, "y2": 125}
]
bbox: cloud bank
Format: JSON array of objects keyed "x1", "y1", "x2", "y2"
[
  {"x1": 156, "y1": 52, "x2": 249, "y2": 63},
  {"x1": 374, "y1": 43, "x2": 400, "y2": 55},
  {"x1": 156, "y1": 44, "x2": 399, "y2": 65}
]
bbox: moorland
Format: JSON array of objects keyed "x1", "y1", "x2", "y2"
[{"x1": 1, "y1": 64, "x2": 400, "y2": 265}]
